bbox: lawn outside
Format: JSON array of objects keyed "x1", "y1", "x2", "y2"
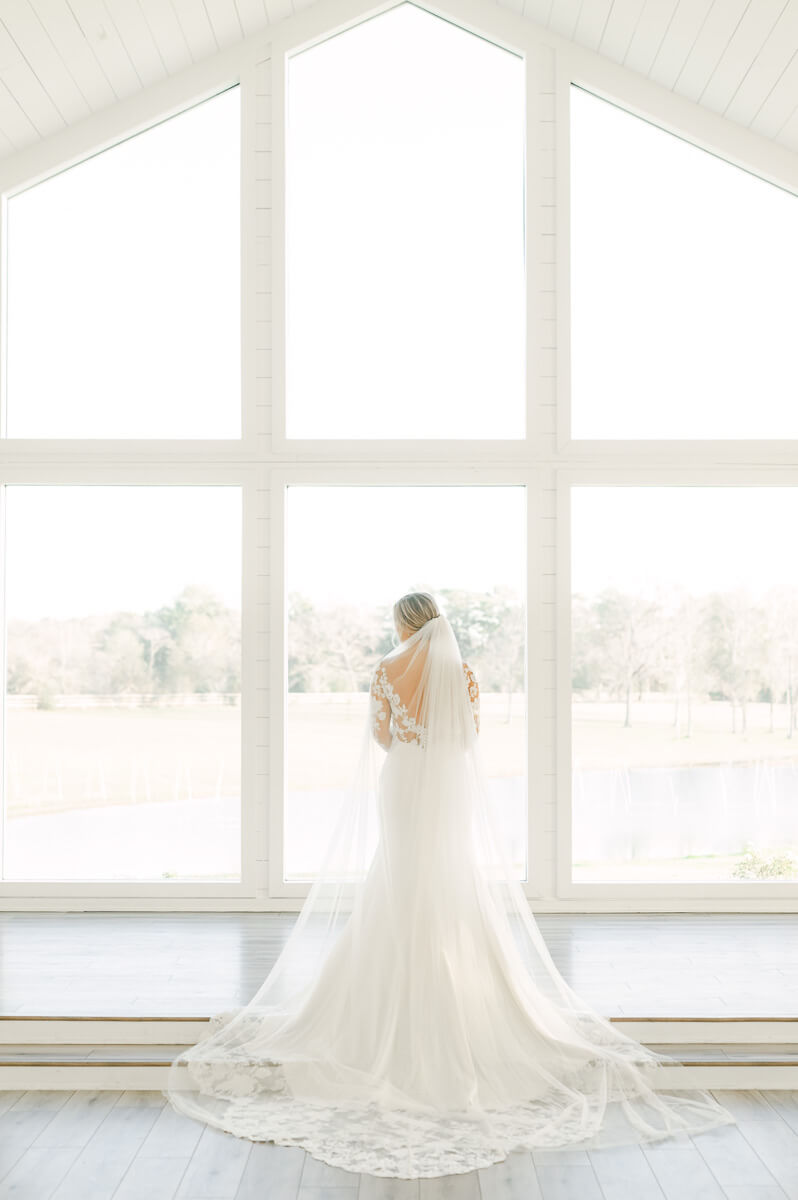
[{"x1": 4, "y1": 693, "x2": 796, "y2": 884}]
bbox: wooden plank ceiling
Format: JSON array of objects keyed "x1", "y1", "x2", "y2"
[{"x1": 0, "y1": 0, "x2": 796, "y2": 162}]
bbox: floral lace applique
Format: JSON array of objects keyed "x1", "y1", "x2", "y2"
[
  {"x1": 369, "y1": 666, "x2": 391, "y2": 748},
  {"x1": 373, "y1": 663, "x2": 427, "y2": 747},
  {"x1": 463, "y1": 662, "x2": 480, "y2": 734},
  {"x1": 369, "y1": 660, "x2": 480, "y2": 748},
  {"x1": 169, "y1": 1032, "x2": 735, "y2": 1179}
]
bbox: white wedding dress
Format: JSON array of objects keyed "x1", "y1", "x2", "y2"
[{"x1": 164, "y1": 613, "x2": 736, "y2": 1178}]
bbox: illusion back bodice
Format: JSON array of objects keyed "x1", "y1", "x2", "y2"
[{"x1": 370, "y1": 656, "x2": 480, "y2": 748}]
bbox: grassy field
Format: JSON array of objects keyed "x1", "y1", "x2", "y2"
[
  {"x1": 5, "y1": 695, "x2": 527, "y2": 818},
  {"x1": 6, "y1": 705, "x2": 241, "y2": 818},
  {"x1": 6, "y1": 694, "x2": 796, "y2": 885},
  {"x1": 574, "y1": 697, "x2": 798, "y2": 769},
  {"x1": 285, "y1": 692, "x2": 526, "y2": 790},
  {"x1": 7, "y1": 693, "x2": 798, "y2": 817}
]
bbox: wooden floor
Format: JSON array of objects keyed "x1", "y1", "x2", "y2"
[
  {"x1": 2, "y1": 912, "x2": 797, "y2": 1017},
  {"x1": 2, "y1": 1088, "x2": 798, "y2": 1199},
  {"x1": 1, "y1": 913, "x2": 797, "y2": 1195}
]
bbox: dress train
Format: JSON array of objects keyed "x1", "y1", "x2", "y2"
[{"x1": 165, "y1": 734, "x2": 736, "y2": 1177}]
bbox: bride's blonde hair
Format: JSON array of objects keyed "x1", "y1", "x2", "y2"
[{"x1": 393, "y1": 591, "x2": 440, "y2": 634}]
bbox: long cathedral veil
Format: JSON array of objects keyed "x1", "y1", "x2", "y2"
[{"x1": 164, "y1": 610, "x2": 735, "y2": 1177}]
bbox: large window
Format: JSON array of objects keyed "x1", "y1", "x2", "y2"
[
  {"x1": 285, "y1": 3, "x2": 525, "y2": 439},
  {"x1": 566, "y1": 74, "x2": 798, "y2": 901},
  {"x1": 3, "y1": 487, "x2": 242, "y2": 882},
  {"x1": 284, "y1": 484, "x2": 527, "y2": 881},
  {"x1": 571, "y1": 485, "x2": 798, "y2": 884},
  {"x1": 5, "y1": 86, "x2": 240, "y2": 439},
  {"x1": 569, "y1": 84, "x2": 798, "y2": 440},
  {"x1": 0, "y1": 80, "x2": 246, "y2": 898},
  {"x1": 275, "y1": 1, "x2": 532, "y2": 898},
  {"x1": 16, "y1": 1, "x2": 795, "y2": 907}
]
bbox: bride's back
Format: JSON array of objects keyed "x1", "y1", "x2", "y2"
[
  {"x1": 374, "y1": 648, "x2": 427, "y2": 746},
  {"x1": 376, "y1": 647, "x2": 479, "y2": 745}
]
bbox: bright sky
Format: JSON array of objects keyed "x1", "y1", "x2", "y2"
[
  {"x1": 570, "y1": 85, "x2": 798, "y2": 439},
  {"x1": 6, "y1": 86, "x2": 240, "y2": 439},
  {"x1": 4, "y1": 487, "x2": 242, "y2": 621},
  {"x1": 5, "y1": 16, "x2": 796, "y2": 622},
  {"x1": 572, "y1": 487, "x2": 798, "y2": 599},
  {"x1": 8, "y1": 484, "x2": 795, "y2": 622},
  {"x1": 285, "y1": 2, "x2": 525, "y2": 439},
  {"x1": 285, "y1": 485, "x2": 526, "y2": 608}
]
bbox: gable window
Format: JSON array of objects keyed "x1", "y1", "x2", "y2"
[{"x1": 285, "y1": 3, "x2": 525, "y2": 439}]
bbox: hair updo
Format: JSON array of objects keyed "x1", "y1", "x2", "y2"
[{"x1": 393, "y1": 591, "x2": 440, "y2": 635}]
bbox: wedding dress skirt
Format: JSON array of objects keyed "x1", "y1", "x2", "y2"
[{"x1": 165, "y1": 738, "x2": 736, "y2": 1178}]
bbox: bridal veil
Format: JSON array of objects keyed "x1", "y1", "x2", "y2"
[{"x1": 164, "y1": 609, "x2": 735, "y2": 1177}]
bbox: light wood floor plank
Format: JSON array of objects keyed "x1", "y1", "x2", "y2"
[
  {"x1": 139, "y1": 1102, "x2": 205, "y2": 1159},
  {"x1": 49, "y1": 1148, "x2": 140, "y2": 1200},
  {"x1": 0, "y1": 1091, "x2": 24, "y2": 1116},
  {"x1": 48, "y1": 1097, "x2": 163, "y2": 1200},
  {"x1": 477, "y1": 1149, "x2": 541, "y2": 1200},
  {"x1": 0, "y1": 1145, "x2": 82, "y2": 1199},
  {"x1": 359, "y1": 1172, "x2": 420, "y2": 1199},
  {"x1": 235, "y1": 1142, "x2": 305, "y2": 1199},
  {"x1": 0, "y1": 1092, "x2": 71, "y2": 1152},
  {"x1": 298, "y1": 1189, "x2": 359, "y2": 1200},
  {"x1": 735, "y1": 1117, "x2": 798, "y2": 1198},
  {"x1": 116, "y1": 1089, "x2": 166, "y2": 1107},
  {"x1": 418, "y1": 1171, "x2": 480, "y2": 1198},
  {"x1": 532, "y1": 1149, "x2": 590, "y2": 1166},
  {"x1": 535, "y1": 1164, "x2": 604, "y2": 1199},
  {"x1": 0, "y1": 1143, "x2": 27, "y2": 1184},
  {"x1": 691, "y1": 1126, "x2": 781, "y2": 1189},
  {"x1": 0, "y1": 1093, "x2": 68, "y2": 1189},
  {"x1": 112, "y1": 1154, "x2": 191, "y2": 1199},
  {"x1": 641, "y1": 1144, "x2": 726, "y2": 1199},
  {"x1": 8, "y1": 1091, "x2": 72, "y2": 1109},
  {"x1": 762, "y1": 1093, "x2": 798, "y2": 1135},
  {"x1": 175, "y1": 1125, "x2": 253, "y2": 1199},
  {"x1": 708, "y1": 1090, "x2": 781, "y2": 1122},
  {"x1": 9, "y1": 1092, "x2": 798, "y2": 1199},
  {"x1": 301, "y1": 1153, "x2": 360, "y2": 1189},
  {"x1": 721, "y1": 1189, "x2": 789, "y2": 1199},
  {"x1": 2, "y1": 913, "x2": 797, "y2": 1019},
  {"x1": 587, "y1": 1143, "x2": 666, "y2": 1199},
  {"x1": 31, "y1": 1090, "x2": 119, "y2": 1148}
]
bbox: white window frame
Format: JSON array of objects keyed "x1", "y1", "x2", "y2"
[
  {"x1": 0, "y1": 48, "x2": 265, "y2": 908},
  {"x1": 0, "y1": 462, "x2": 259, "y2": 903},
  {"x1": 268, "y1": 465, "x2": 543, "y2": 905},
  {"x1": 269, "y1": 0, "x2": 545, "y2": 459},
  {"x1": 557, "y1": 468, "x2": 798, "y2": 908},
  {"x1": 553, "y1": 46, "x2": 798, "y2": 910},
  {"x1": 554, "y1": 49, "x2": 798, "y2": 461},
  {"x1": 0, "y1": 0, "x2": 794, "y2": 909}
]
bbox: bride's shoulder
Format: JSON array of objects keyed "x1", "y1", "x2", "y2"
[{"x1": 373, "y1": 656, "x2": 391, "y2": 681}]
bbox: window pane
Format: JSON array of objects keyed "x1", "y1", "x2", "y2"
[
  {"x1": 572, "y1": 487, "x2": 798, "y2": 883},
  {"x1": 286, "y1": 4, "x2": 525, "y2": 439},
  {"x1": 6, "y1": 87, "x2": 240, "y2": 439},
  {"x1": 570, "y1": 85, "x2": 798, "y2": 439},
  {"x1": 3, "y1": 487, "x2": 241, "y2": 882},
  {"x1": 285, "y1": 485, "x2": 527, "y2": 879}
]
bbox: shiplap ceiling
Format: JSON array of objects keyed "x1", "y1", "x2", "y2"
[{"x1": 0, "y1": 0, "x2": 797, "y2": 162}]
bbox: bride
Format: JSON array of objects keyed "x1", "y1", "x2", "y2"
[{"x1": 164, "y1": 591, "x2": 736, "y2": 1178}]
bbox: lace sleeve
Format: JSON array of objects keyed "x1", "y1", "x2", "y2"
[
  {"x1": 369, "y1": 663, "x2": 392, "y2": 750},
  {"x1": 463, "y1": 662, "x2": 480, "y2": 735}
]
